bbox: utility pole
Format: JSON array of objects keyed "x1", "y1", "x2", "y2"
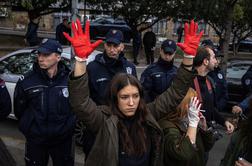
[
  {"x1": 71, "y1": 0, "x2": 78, "y2": 23},
  {"x1": 71, "y1": 0, "x2": 78, "y2": 58}
]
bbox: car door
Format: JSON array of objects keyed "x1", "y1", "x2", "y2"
[{"x1": 0, "y1": 52, "x2": 36, "y2": 119}]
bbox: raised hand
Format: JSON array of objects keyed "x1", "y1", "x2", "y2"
[
  {"x1": 188, "y1": 97, "x2": 201, "y2": 128},
  {"x1": 63, "y1": 19, "x2": 103, "y2": 62},
  {"x1": 177, "y1": 20, "x2": 204, "y2": 57}
]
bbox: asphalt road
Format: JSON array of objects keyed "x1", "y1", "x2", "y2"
[{"x1": 0, "y1": 119, "x2": 231, "y2": 166}]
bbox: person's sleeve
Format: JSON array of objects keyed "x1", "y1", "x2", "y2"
[
  {"x1": 68, "y1": 72, "x2": 106, "y2": 134},
  {"x1": 14, "y1": 80, "x2": 26, "y2": 119},
  {"x1": 147, "y1": 66, "x2": 193, "y2": 120},
  {"x1": 238, "y1": 94, "x2": 252, "y2": 113},
  {"x1": 0, "y1": 84, "x2": 11, "y2": 120},
  {"x1": 160, "y1": 121, "x2": 197, "y2": 161},
  {"x1": 140, "y1": 69, "x2": 154, "y2": 103}
]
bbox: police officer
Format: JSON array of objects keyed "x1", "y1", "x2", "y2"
[
  {"x1": 14, "y1": 39, "x2": 76, "y2": 166},
  {"x1": 87, "y1": 29, "x2": 137, "y2": 105},
  {"x1": 0, "y1": 78, "x2": 11, "y2": 120},
  {"x1": 140, "y1": 39, "x2": 177, "y2": 103},
  {"x1": 202, "y1": 39, "x2": 229, "y2": 112}
]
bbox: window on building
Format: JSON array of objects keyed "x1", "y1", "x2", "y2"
[
  {"x1": 173, "y1": 20, "x2": 208, "y2": 35},
  {"x1": 152, "y1": 19, "x2": 167, "y2": 36}
]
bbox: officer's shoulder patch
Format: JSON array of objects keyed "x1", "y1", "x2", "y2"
[
  {"x1": 126, "y1": 67, "x2": 132, "y2": 74},
  {"x1": 245, "y1": 78, "x2": 251, "y2": 85},
  {"x1": 217, "y1": 73, "x2": 223, "y2": 79}
]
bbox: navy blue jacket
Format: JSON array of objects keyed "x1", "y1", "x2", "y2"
[
  {"x1": 14, "y1": 62, "x2": 76, "y2": 144},
  {"x1": 242, "y1": 66, "x2": 252, "y2": 93},
  {"x1": 87, "y1": 52, "x2": 137, "y2": 105},
  {"x1": 25, "y1": 21, "x2": 39, "y2": 46},
  {"x1": 208, "y1": 67, "x2": 228, "y2": 112},
  {"x1": 140, "y1": 58, "x2": 177, "y2": 103},
  {"x1": 0, "y1": 78, "x2": 11, "y2": 120}
]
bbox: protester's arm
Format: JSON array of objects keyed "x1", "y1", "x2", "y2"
[
  {"x1": 186, "y1": 97, "x2": 201, "y2": 144},
  {"x1": 148, "y1": 20, "x2": 203, "y2": 120},
  {"x1": 159, "y1": 120, "x2": 198, "y2": 161},
  {"x1": 65, "y1": 19, "x2": 104, "y2": 133}
]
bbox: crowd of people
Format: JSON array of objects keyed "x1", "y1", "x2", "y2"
[{"x1": 1, "y1": 18, "x2": 252, "y2": 166}]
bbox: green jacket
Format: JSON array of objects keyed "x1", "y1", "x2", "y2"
[
  {"x1": 220, "y1": 130, "x2": 252, "y2": 166},
  {"x1": 158, "y1": 119, "x2": 215, "y2": 166},
  {"x1": 68, "y1": 66, "x2": 193, "y2": 166}
]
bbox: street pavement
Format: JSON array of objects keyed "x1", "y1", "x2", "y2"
[{"x1": 0, "y1": 119, "x2": 231, "y2": 166}]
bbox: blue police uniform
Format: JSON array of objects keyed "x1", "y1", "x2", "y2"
[
  {"x1": 242, "y1": 66, "x2": 252, "y2": 93},
  {"x1": 87, "y1": 52, "x2": 137, "y2": 105},
  {"x1": 140, "y1": 58, "x2": 177, "y2": 103},
  {"x1": 0, "y1": 78, "x2": 11, "y2": 120},
  {"x1": 14, "y1": 61, "x2": 76, "y2": 165},
  {"x1": 208, "y1": 67, "x2": 228, "y2": 112}
]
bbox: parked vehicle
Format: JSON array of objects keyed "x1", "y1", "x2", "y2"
[
  {"x1": 226, "y1": 59, "x2": 252, "y2": 111},
  {"x1": 89, "y1": 17, "x2": 132, "y2": 43},
  {"x1": 0, "y1": 47, "x2": 100, "y2": 119},
  {"x1": 229, "y1": 39, "x2": 252, "y2": 52}
]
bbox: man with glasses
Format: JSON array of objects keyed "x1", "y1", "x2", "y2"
[{"x1": 140, "y1": 39, "x2": 177, "y2": 103}]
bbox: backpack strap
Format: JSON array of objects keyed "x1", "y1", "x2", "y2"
[
  {"x1": 193, "y1": 76, "x2": 213, "y2": 103},
  {"x1": 194, "y1": 77, "x2": 203, "y2": 103}
]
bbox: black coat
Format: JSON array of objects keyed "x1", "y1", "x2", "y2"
[
  {"x1": 14, "y1": 62, "x2": 76, "y2": 144},
  {"x1": 87, "y1": 52, "x2": 137, "y2": 105},
  {"x1": 0, "y1": 78, "x2": 11, "y2": 120}
]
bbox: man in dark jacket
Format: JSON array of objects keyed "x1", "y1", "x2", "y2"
[
  {"x1": 132, "y1": 29, "x2": 142, "y2": 65},
  {"x1": 14, "y1": 39, "x2": 76, "y2": 166},
  {"x1": 140, "y1": 39, "x2": 177, "y2": 103},
  {"x1": 56, "y1": 18, "x2": 71, "y2": 45},
  {"x1": 202, "y1": 39, "x2": 228, "y2": 112},
  {"x1": 25, "y1": 17, "x2": 40, "y2": 46},
  {"x1": 143, "y1": 29, "x2": 156, "y2": 64},
  {"x1": 193, "y1": 46, "x2": 234, "y2": 134},
  {"x1": 0, "y1": 78, "x2": 11, "y2": 120}
]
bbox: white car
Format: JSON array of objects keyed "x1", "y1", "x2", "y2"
[{"x1": 0, "y1": 46, "x2": 100, "y2": 119}]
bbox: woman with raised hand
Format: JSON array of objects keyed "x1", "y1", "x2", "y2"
[
  {"x1": 158, "y1": 88, "x2": 215, "y2": 166},
  {"x1": 65, "y1": 19, "x2": 203, "y2": 166}
]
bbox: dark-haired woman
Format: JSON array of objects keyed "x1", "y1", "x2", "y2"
[{"x1": 65, "y1": 19, "x2": 203, "y2": 166}]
